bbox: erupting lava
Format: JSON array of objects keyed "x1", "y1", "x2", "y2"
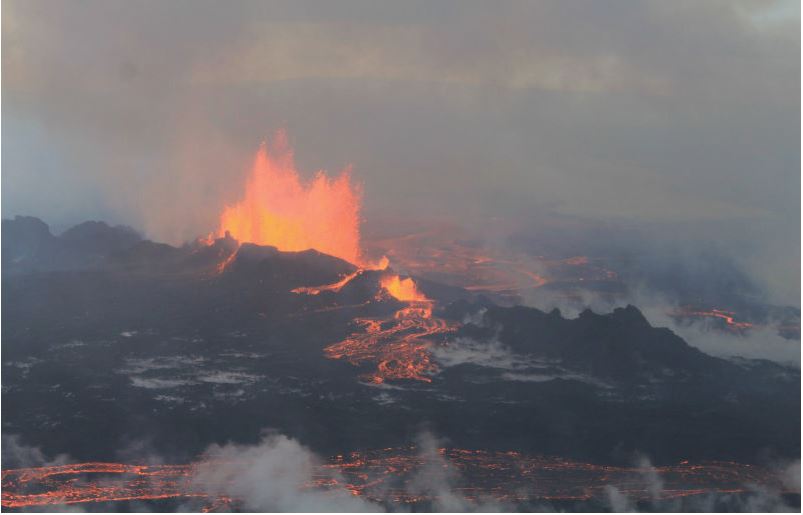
[
  {"x1": 217, "y1": 131, "x2": 363, "y2": 265},
  {"x1": 380, "y1": 274, "x2": 428, "y2": 302}
]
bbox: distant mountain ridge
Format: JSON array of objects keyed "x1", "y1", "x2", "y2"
[{"x1": 2, "y1": 216, "x2": 142, "y2": 274}]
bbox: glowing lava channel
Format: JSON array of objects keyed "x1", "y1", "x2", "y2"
[
  {"x1": 323, "y1": 274, "x2": 456, "y2": 384},
  {"x1": 2, "y1": 452, "x2": 785, "y2": 509},
  {"x1": 218, "y1": 131, "x2": 363, "y2": 265},
  {"x1": 673, "y1": 307, "x2": 754, "y2": 332}
]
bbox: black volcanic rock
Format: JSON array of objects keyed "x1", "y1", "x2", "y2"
[
  {"x1": 2, "y1": 218, "x2": 799, "y2": 471},
  {"x1": 60, "y1": 220, "x2": 141, "y2": 254},
  {"x1": 227, "y1": 243, "x2": 356, "y2": 284},
  {"x1": 109, "y1": 240, "x2": 185, "y2": 270},
  {"x1": 448, "y1": 302, "x2": 771, "y2": 386},
  {"x1": 96, "y1": 230, "x2": 359, "y2": 288},
  {"x1": 176, "y1": 234, "x2": 240, "y2": 272}
]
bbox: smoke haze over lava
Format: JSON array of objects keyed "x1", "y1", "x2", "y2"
[
  {"x1": 3, "y1": 0, "x2": 799, "y2": 305},
  {"x1": 1, "y1": 1, "x2": 800, "y2": 513}
]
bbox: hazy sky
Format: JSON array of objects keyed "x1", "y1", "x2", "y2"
[{"x1": 3, "y1": 0, "x2": 800, "y2": 301}]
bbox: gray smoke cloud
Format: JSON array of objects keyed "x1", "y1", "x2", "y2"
[
  {"x1": 189, "y1": 431, "x2": 511, "y2": 512},
  {"x1": 405, "y1": 432, "x2": 511, "y2": 512},
  {"x1": 191, "y1": 432, "x2": 380, "y2": 512},
  {"x1": 184, "y1": 433, "x2": 803, "y2": 512},
  {"x1": 1, "y1": 434, "x2": 71, "y2": 469},
  {"x1": 645, "y1": 307, "x2": 801, "y2": 366},
  {"x1": 517, "y1": 283, "x2": 801, "y2": 367},
  {"x1": 3, "y1": 0, "x2": 799, "y2": 303},
  {"x1": 186, "y1": 430, "x2": 514, "y2": 512}
]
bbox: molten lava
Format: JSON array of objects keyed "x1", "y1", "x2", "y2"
[
  {"x1": 673, "y1": 307, "x2": 754, "y2": 332},
  {"x1": 380, "y1": 275, "x2": 429, "y2": 302},
  {"x1": 323, "y1": 274, "x2": 455, "y2": 383},
  {"x1": 291, "y1": 270, "x2": 363, "y2": 295},
  {"x1": 324, "y1": 307, "x2": 454, "y2": 383},
  {"x1": 2, "y1": 452, "x2": 788, "y2": 510},
  {"x1": 0, "y1": 462, "x2": 223, "y2": 510},
  {"x1": 218, "y1": 131, "x2": 363, "y2": 265}
]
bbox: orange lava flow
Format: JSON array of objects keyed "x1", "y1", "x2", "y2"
[
  {"x1": 2, "y1": 451, "x2": 787, "y2": 510},
  {"x1": 292, "y1": 270, "x2": 362, "y2": 295},
  {"x1": 324, "y1": 304, "x2": 455, "y2": 384},
  {"x1": 215, "y1": 248, "x2": 238, "y2": 274},
  {"x1": 324, "y1": 275, "x2": 455, "y2": 383},
  {"x1": 328, "y1": 449, "x2": 785, "y2": 504},
  {"x1": 218, "y1": 131, "x2": 362, "y2": 265},
  {"x1": 673, "y1": 307, "x2": 754, "y2": 332},
  {"x1": 291, "y1": 271, "x2": 444, "y2": 384},
  {"x1": 290, "y1": 257, "x2": 388, "y2": 295},
  {"x1": 0, "y1": 462, "x2": 227, "y2": 510}
]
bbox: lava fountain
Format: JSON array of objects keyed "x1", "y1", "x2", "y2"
[
  {"x1": 218, "y1": 131, "x2": 363, "y2": 265},
  {"x1": 380, "y1": 275, "x2": 429, "y2": 302}
]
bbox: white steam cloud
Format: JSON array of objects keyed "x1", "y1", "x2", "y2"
[{"x1": 191, "y1": 432, "x2": 379, "y2": 512}]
